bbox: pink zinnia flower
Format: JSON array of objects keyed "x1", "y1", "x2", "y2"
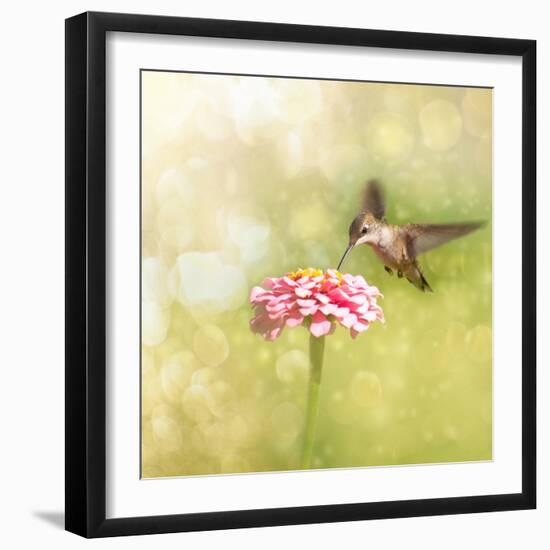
[{"x1": 250, "y1": 268, "x2": 384, "y2": 341}]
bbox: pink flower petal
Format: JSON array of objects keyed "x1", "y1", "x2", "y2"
[
  {"x1": 319, "y1": 303, "x2": 338, "y2": 316},
  {"x1": 328, "y1": 288, "x2": 351, "y2": 302},
  {"x1": 266, "y1": 301, "x2": 287, "y2": 313},
  {"x1": 299, "y1": 305, "x2": 319, "y2": 316},
  {"x1": 250, "y1": 313, "x2": 271, "y2": 334},
  {"x1": 334, "y1": 307, "x2": 350, "y2": 318},
  {"x1": 314, "y1": 292, "x2": 330, "y2": 304},
  {"x1": 352, "y1": 321, "x2": 369, "y2": 333},
  {"x1": 359, "y1": 310, "x2": 379, "y2": 322},
  {"x1": 352, "y1": 304, "x2": 368, "y2": 315},
  {"x1": 301, "y1": 281, "x2": 317, "y2": 290},
  {"x1": 266, "y1": 325, "x2": 284, "y2": 341},
  {"x1": 267, "y1": 309, "x2": 288, "y2": 320},
  {"x1": 272, "y1": 293, "x2": 292, "y2": 303},
  {"x1": 260, "y1": 278, "x2": 275, "y2": 289},
  {"x1": 286, "y1": 312, "x2": 304, "y2": 327},
  {"x1": 341, "y1": 313, "x2": 358, "y2": 329},
  {"x1": 310, "y1": 311, "x2": 332, "y2": 337},
  {"x1": 257, "y1": 294, "x2": 278, "y2": 305},
  {"x1": 283, "y1": 277, "x2": 297, "y2": 287},
  {"x1": 250, "y1": 286, "x2": 266, "y2": 302},
  {"x1": 295, "y1": 287, "x2": 312, "y2": 298}
]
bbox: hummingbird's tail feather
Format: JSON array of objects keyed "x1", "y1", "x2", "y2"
[
  {"x1": 419, "y1": 272, "x2": 433, "y2": 293},
  {"x1": 405, "y1": 262, "x2": 433, "y2": 293}
]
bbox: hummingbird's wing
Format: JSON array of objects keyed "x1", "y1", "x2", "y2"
[
  {"x1": 362, "y1": 180, "x2": 385, "y2": 219},
  {"x1": 404, "y1": 222, "x2": 485, "y2": 257}
]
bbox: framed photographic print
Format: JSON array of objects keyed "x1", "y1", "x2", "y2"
[{"x1": 65, "y1": 11, "x2": 536, "y2": 537}]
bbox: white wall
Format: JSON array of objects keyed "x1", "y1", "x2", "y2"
[{"x1": 0, "y1": 1, "x2": 546, "y2": 548}]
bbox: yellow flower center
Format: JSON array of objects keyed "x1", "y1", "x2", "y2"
[{"x1": 286, "y1": 268, "x2": 343, "y2": 282}]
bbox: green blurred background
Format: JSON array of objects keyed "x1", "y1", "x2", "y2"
[{"x1": 141, "y1": 71, "x2": 492, "y2": 478}]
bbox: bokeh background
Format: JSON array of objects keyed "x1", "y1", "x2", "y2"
[{"x1": 141, "y1": 70, "x2": 492, "y2": 478}]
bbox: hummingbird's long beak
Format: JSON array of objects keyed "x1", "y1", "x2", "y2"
[{"x1": 337, "y1": 244, "x2": 354, "y2": 271}]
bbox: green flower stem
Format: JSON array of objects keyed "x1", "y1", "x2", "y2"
[{"x1": 301, "y1": 333, "x2": 325, "y2": 469}]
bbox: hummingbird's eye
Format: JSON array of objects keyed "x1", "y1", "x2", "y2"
[{"x1": 361, "y1": 225, "x2": 369, "y2": 234}]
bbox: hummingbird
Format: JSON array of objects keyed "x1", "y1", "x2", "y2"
[{"x1": 337, "y1": 180, "x2": 485, "y2": 292}]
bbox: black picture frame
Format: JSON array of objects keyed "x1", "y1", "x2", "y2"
[{"x1": 65, "y1": 11, "x2": 536, "y2": 538}]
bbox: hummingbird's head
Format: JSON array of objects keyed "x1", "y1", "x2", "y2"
[{"x1": 337, "y1": 212, "x2": 379, "y2": 270}]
